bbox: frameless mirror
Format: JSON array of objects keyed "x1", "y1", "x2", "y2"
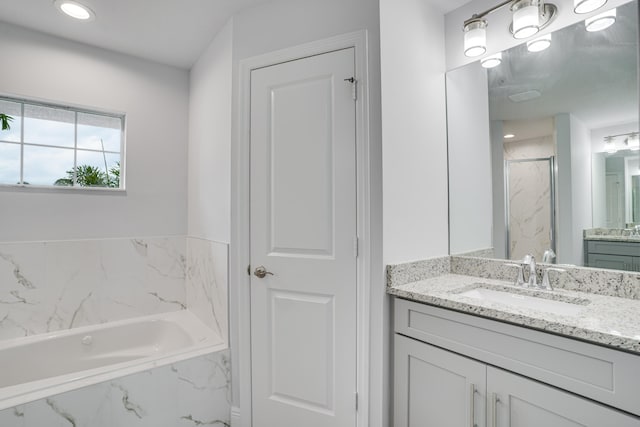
[{"x1": 447, "y1": 0, "x2": 639, "y2": 271}]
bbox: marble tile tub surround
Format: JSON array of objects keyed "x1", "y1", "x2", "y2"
[
  {"x1": 387, "y1": 255, "x2": 640, "y2": 300},
  {"x1": 0, "y1": 349, "x2": 231, "y2": 427},
  {"x1": 0, "y1": 236, "x2": 228, "y2": 342}
]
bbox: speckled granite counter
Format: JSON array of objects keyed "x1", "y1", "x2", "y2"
[
  {"x1": 387, "y1": 257, "x2": 640, "y2": 355},
  {"x1": 584, "y1": 228, "x2": 640, "y2": 243}
]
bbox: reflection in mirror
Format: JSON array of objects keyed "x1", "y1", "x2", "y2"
[{"x1": 447, "y1": 0, "x2": 639, "y2": 271}]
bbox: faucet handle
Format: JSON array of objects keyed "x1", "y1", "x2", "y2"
[
  {"x1": 541, "y1": 267, "x2": 566, "y2": 291},
  {"x1": 504, "y1": 263, "x2": 525, "y2": 287}
]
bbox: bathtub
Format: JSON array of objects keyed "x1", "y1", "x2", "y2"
[{"x1": 0, "y1": 310, "x2": 225, "y2": 411}]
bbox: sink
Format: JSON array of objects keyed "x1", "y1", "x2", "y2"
[{"x1": 458, "y1": 286, "x2": 589, "y2": 316}]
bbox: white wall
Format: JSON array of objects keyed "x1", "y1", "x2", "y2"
[
  {"x1": 0, "y1": 23, "x2": 189, "y2": 242},
  {"x1": 591, "y1": 152, "x2": 607, "y2": 227},
  {"x1": 380, "y1": 0, "x2": 449, "y2": 265},
  {"x1": 446, "y1": 62, "x2": 492, "y2": 255},
  {"x1": 227, "y1": 1, "x2": 384, "y2": 425},
  {"x1": 490, "y1": 120, "x2": 506, "y2": 258},
  {"x1": 445, "y1": 0, "x2": 632, "y2": 70},
  {"x1": 569, "y1": 115, "x2": 592, "y2": 265},
  {"x1": 188, "y1": 20, "x2": 233, "y2": 243},
  {"x1": 555, "y1": 114, "x2": 574, "y2": 264}
]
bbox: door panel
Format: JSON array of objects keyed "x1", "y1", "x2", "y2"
[
  {"x1": 394, "y1": 335, "x2": 487, "y2": 427},
  {"x1": 250, "y1": 48, "x2": 357, "y2": 427}
]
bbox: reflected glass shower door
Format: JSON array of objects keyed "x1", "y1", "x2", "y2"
[{"x1": 506, "y1": 157, "x2": 556, "y2": 261}]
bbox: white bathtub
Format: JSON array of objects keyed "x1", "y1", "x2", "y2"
[{"x1": 0, "y1": 310, "x2": 225, "y2": 411}]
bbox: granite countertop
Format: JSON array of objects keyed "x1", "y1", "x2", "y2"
[
  {"x1": 388, "y1": 273, "x2": 640, "y2": 354},
  {"x1": 584, "y1": 235, "x2": 640, "y2": 242}
]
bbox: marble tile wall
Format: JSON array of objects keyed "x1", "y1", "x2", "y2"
[
  {"x1": 0, "y1": 236, "x2": 229, "y2": 342},
  {"x1": 0, "y1": 349, "x2": 231, "y2": 427},
  {"x1": 186, "y1": 238, "x2": 228, "y2": 345}
]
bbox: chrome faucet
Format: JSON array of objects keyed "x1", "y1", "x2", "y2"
[
  {"x1": 542, "y1": 249, "x2": 556, "y2": 263},
  {"x1": 522, "y1": 254, "x2": 537, "y2": 288}
]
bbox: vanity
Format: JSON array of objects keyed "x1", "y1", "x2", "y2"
[
  {"x1": 584, "y1": 229, "x2": 640, "y2": 272},
  {"x1": 388, "y1": 257, "x2": 640, "y2": 426}
]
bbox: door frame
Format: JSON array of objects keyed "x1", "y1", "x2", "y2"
[{"x1": 231, "y1": 30, "x2": 372, "y2": 427}]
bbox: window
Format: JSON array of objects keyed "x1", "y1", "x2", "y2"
[{"x1": 0, "y1": 96, "x2": 124, "y2": 189}]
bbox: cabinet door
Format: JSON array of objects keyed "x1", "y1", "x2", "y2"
[
  {"x1": 586, "y1": 253, "x2": 634, "y2": 271},
  {"x1": 487, "y1": 367, "x2": 640, "y2": 427},
  {"x1": 394, "y1": 334, "x2": 486, "y2": 427}
]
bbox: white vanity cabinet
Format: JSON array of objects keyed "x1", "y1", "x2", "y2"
[{"x1": 393, "y1": 298, "x2": 640, "y2": 426}]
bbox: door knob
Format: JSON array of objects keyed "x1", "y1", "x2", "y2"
[{"x1": 254, "y1": 266, "x2": 274, "y2": 279}]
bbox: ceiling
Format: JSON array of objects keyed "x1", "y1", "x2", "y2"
[
  {"x1": 0, "y1": 0, "x2": 472, "y2": 70},
  {"x1": 0, "y1": 0, "x2": 273, "y2": 69},
  {"x1": 488, "y1": 1, "x2": 639, "y2": 131}
]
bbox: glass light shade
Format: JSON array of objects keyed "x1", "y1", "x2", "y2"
[
  {"x1": 54, "y1": 0, "x2": 95, "y2": 20},
  {"x1": 527, "y1": 34, "x2": 552, "y2": 52},
  {"x1": 481, "y1": 52, "x2": 502, "y2": 68},
  {"x1": 574, "y1": 0, "x2": 607, "y2": 14},
  {"x1": 464, "y1": 20, "x2": 487, "y2": 57},
  {"x1": 585, "y1": 8, "x2": 616, "y2": 32},
  {"x1": 513, "y1": 1, "x2": 540, "y2": 39},
  {"x1": 627, "y1": 134, "x2": 640, "y2": 151},
  {"x1": 604, "y1": 138, "x2": 617, "y2": 154}
]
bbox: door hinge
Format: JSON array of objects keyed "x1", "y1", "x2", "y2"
[
  {"x1": 247, "y1": 264, "x2": 251, "y2": 276},
  {"x1": 353, "y1": 237, "x2": 359, "y2": 258},
  {"x1": 344, "y1": 77, "x2": 358, "y2": 101}
]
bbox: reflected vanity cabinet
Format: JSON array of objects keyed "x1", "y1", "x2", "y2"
[
  {"x1": 584, "y1": 240, "x2": 640, "y2": 272},
  {"x1": 393, "y1": 298, "x2": 640, "y2": 427}
]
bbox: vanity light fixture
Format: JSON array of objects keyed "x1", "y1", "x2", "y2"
[
  {"x1": 527, "y1": 33, "x2": 552, "y2": 52},
  {"x1": 574, "y1": 0, "x2": 608, "y2": 14},
  {"x1": 464, "y1": 19, "x2": 488, "y2": 57},
  {"x1": 604, "y1": 136, "x2": 617, "y2": 154},
  {"x1": 481, "y1": 52, "x2": 503, "y2": 68},
  {"x1": 625, "y1": 133, "x2": 640, "y2": 151},
  {"x1": 463, "y1": 0, "x2": 557, "y2": 57},
  {"x1": 585, "y1": 8, "x2": 616, "y2": 32},
  {"x1": 54, "y1": 0, "x2": 95, "y2": 21}
]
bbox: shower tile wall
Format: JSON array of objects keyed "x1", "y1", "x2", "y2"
[
  {"x1": 0, "y1": 237, "x2": 228, "y2": 343},
  {"x1": 0, "y1": 349, "x2": 231, "y2": 427},
  {"x1": 504, "y1": 136, "x2": 555, "y2": 261}
]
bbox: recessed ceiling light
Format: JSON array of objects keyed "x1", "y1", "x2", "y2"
[
  {"x1": 54, "y1": 0, "x2": 95, "y2": 21},
  {"x1": 504, "y1": 134, "x2": 516, "y2": 139}
]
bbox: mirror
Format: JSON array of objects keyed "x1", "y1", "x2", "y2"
[{"x1": 447, "y1": 0, "x2": 639, "y2": 271}]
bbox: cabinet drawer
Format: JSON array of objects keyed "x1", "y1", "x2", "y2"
[
  {"x1": 394, "y1": 298, "x2": 640, "y2": 416},
  {"x1": 586, "y1": 240, "x2": 640, "y2": 256}
]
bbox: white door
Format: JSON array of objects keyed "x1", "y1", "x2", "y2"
[
  {"x1": 394, "y1": 335, "x2": 487, "y2": 427},
  {"x1": 250, "y1": 48, "x2": 357, "y2": 427}
]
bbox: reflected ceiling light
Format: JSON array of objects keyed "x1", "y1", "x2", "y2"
[
  {"x1": 54, "y1": 0, "x2": 95, "y2": 21},
  {"x1": 504, "y1": 134, "x2": 516, "y2": 139},
  {"x1": 527, "y1": 33, "x2": 552, "y2": 52},
  {"x1": 626, "y1": 133, "x2": 640, "y2": 151},
  {"x1": 585, "y1": 8, "x2": 616, "y2": 32},
  {"x1": 574, "y1": 0, "x2": 607, "y2": 14},
  {"x1": 462, "y1": 1, "x2": 557, "y2": 57},
  {"x1": 604, "y1": 136, "x2": 617, "y2": 154},
  {"x1": 481, "y1": 52, "x2": 503, "y2": 68},
  {"x1": 464, "y1": 19, "x2": 488, "y2": 57}
]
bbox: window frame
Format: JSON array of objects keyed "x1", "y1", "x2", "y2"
[{"x1": 0, "y1": 95, "x2": 126, "y2": 192}]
